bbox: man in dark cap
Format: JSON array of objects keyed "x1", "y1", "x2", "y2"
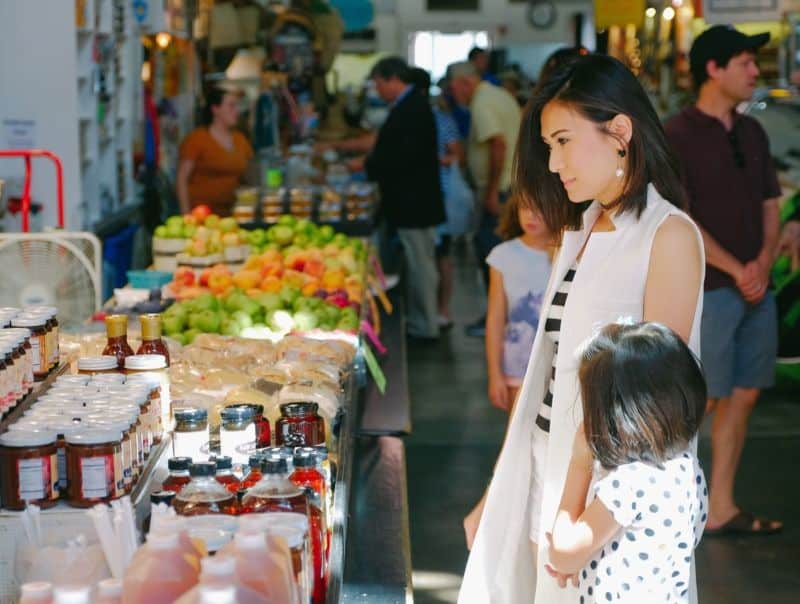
[{"x1": 666, "y1": 25, "x2": 782, "y2": 536}]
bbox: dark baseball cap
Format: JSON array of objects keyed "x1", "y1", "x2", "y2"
[{"x1": 690, "y1": 25, "x2": 769, "y2": 82}]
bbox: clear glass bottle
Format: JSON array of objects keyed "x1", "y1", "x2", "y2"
[
  {"x1": 102, "y1": 315, "x2": 135, "y2": 370},
  {"x1": 137, "y1": 314, "x2": 171, "y2": 366},
  {"x1": 161, "y1": 457, "x2": 192, "y2": 494},
  {"x1": 212, "y1": 455, "x2": 241, "y2": 494},
  {"x1": 173, "y1": 461, "x2": 238, "y2": 517}
]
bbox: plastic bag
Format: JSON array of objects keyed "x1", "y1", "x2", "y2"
[{"x1": 444, "y1": 163, "x2": 475, "y2": 237}]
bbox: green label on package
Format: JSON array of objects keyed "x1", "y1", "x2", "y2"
[{"x1": 363, "y1": 343, "x2": 386, "y2": 394}]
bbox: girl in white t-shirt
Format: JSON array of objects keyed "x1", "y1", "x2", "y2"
[
  {"x1": 485, "y1": 195, "x2": 553, "y2": 411},
  {"x1": 545, "y1": 322, "x2": 708, "y2": 603}
]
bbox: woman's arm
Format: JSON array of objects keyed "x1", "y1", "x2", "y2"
[
  {"x1": 176, "y1": 158, "x2": 195, "y2": 215},
  {"x1": 486, "y1": 267, "x2": 509, "y2": 410},
  {"x1": 643, "y1": 215, "x2": 703, "y2": 344},
  {"x1": 547, "y1": 428, "x2": 621, "y2": 575}
]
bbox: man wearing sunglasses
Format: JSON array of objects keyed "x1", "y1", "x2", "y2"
[{"x1": 666, "y1": 25, "x2": 782, "y2": 537}]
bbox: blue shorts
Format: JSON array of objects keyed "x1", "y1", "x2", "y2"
[{"x1": 701, "y1": 287, "x2": 778, "y2": 399}]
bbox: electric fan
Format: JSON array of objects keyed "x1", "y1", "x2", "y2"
[{"x1": 0, "y1": 232, "x2": 102, "y2": 329}]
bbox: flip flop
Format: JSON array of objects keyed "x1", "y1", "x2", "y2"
[{"x1": 704, "y1": 511, "x2": 783, "y2": 537}]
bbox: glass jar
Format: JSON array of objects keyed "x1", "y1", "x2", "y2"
[
  {"x1": 227, "y1": 403, "x2": 270, "y2": 448},
  {"x1": 220, "y1": 405, "x2": 256, "y2": 466},
  {"x1": 90, "y1": 418, "x2": 133, "y2": 493},
  {"x1": 0, "y1": 429, "x2": 58, "y2": 510},
  {"x1": 162, "y1": 456, "x2": 193, "y2": 494},
  {"x1": 124, "y1": 355, "x2": 168, "y2": 441},
  {"x1": 211, "y1": 455, "x2": 241, "y2": 493},
  {"x1": 44, "y1": 420, "x2": 83, "y2": 497},
  {"x1": 173, "y1": 408, "x2": 209, "y2": 460},
  {"x1": 77, "y1": 356, "x2": 120, "y2": 376},
  {"x1": 240, "y1": 457, "x2": 307, "y2": 515},
  {"x1": 102, "y1": 315, "x2": 135, "y2": 369},
  {"x1": 276, "y1": 402, "x2": 325, "y2": 447},
  {"x1": 11, "y1": 316, "x2": 48, "y2": 380},
  {"x1": 27, "y1": 307, "x2": 59, "y2": 370},
  {"x1": 125, "y1": 373, "x2": 166, "y2": 443},
  {"x1": 65, "y1": 429, "x2": 124, "y2": 507},
  {"x1": 0, "y1": 341, "x2": 12, "y2": 414},
  {"x1": 240, "y1": 454, "x2": 264, "y2": 490},
  {"x1": 173, "y1": 461, "x2": 238, "y2": 516},
  {"x1": 137, "y1": 314, "x2": 170, "y2": 366}
]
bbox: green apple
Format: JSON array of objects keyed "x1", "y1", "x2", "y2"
[
  {"x1": 166, "y1": 222, "x2": 185, "y2": 238},
  {"x1": 279, "y1": 285, "x2": 301, "y2": 307},
  {"x1": 191, "y1": 292, "x2": 220, "y2": 312},
  {"x1": 166, "y1": 216, "x2": 184, "y2": 229},
  {"x1": 162, "y1": 313, "x2": 186, "y2": 335},
  {"x1": 204, "y1": 215, "x2": 221, "y2": 229},
  {"x1": 277, "y1": 215, "x2": 296, "y2": 227},
  {"x1": 239, "y1": 298, "x2": 262, "y2": 318},
  {"x1": 189, "y1": 309, "x2": 221, "y2": 333},
  {"x1": 333, "y1": 233, "x2": 349, "y2": 248},
  {"x1": 219, "y1": 217, "x2": 238, "y2": 233},
  {"x1": 337, "y1": 314, "x2": 359, "y2": 331},
  {"x1": 154, "y1": 225, "x2": 168, "y2": 238},
  {"x1": 250, "y1": 229, "x2": 266, "y2": 246},
  {"x1": 220, "y1": 318, "x2": 241, "y2": 337},
  {"x1": 182, "y1": 224, "x2": 197, "y2": 238},
  {"x1": 183, "y1": 328, "x2": 201, "y2": 344},
  {"x1": 271, "y1": 225, "x2": 294, "y2": 247},
  {"x1": 292, "y1": 233, "x2": 309, "y2": 247},
  {"x1": 268, "y1": 309, "x2": 295, "y2": 332},
  {"x1": 256, "y1": 292, "x2": 283, "y2": 312},
  {"x1": 293, "y1": 310, "x2": 318, "y2": 331},
  {"x1": 318, "y1": 225, "x2": 335, "y2": 243},
  {"x1": 294, "y1": 218, "x2": 312, "y2": 234},
  {"x1": 169, "y1": 332, "x2": 188, "y2": 346},
  {"x1": 231, "y1": 310, "x2": 253, "y2": 329},
  {"x1": 224, "y1": 291, "x2": 249, "y2": 313}
]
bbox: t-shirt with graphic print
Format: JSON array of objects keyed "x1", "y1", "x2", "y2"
[
  {"x1": 486, "y1": 238, "x2": 551, "y2": 384},
  {"x1": 577, "y1": 451, "x2": 708, "y2": 603}
]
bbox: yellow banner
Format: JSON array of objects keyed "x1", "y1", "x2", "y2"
[{"x1": 594, "y1": 0, "x2": 646, "y2": 29}]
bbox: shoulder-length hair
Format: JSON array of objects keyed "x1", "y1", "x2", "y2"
[
  {"x1": 578, "y1": 322, "x2": 706, "y2": 470},
  {"x1": 514, "y1": 54, "x2": 687, "y2": 236}
]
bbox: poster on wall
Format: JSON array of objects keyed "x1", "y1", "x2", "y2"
[
  {"x1": 594, "y1": 0, "x2": 645, "y2": 29},
  {"x1": 702, "y1": 0, "x2": 783, "y2": 23}
]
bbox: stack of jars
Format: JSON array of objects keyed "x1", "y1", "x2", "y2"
[{"x1": 0, "y1": 365, "x2": 164, "y2": 510}]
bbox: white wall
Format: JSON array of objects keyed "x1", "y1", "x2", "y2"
[{"x1": 0, "y1": 1, "x2": 81, "y2": 231}]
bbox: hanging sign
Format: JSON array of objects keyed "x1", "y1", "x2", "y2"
[
  {"x1": 2, "y1": 119, "x2": 36, "y2": 149},
  {"x1": 702, "y1": 0, "x2": 781, "y2": 24},
  {"x1": 132, "y1": 0, "x2": 148, "y2": 24},
  {"x1": 593, "y1": 0, "x2": 645, "y2": 29}
]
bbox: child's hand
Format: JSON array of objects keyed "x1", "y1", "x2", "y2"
[
  {"x1": 571, "y1": 422, "x2": 593, "y2": 470},
  {"x1": 488, "y1": 375, "x2": 510, "y2": 411},
  {"x1": 544, "y1": 563, "x2": 579, "y2": 588}
]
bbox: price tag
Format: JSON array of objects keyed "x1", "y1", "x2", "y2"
[
  {"x1": 361, "y1": 320, "x2": 386, "y2": 354},
  {"x1": 362, "y1": 342, "x2": 386, "y2": 394}
]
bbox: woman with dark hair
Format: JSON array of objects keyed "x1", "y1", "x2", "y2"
[
  {"x1": 459, "y1": 54, "x2": 705, "y2": 603},
  {"x1": 177, "y1": 86, "x2": 254, "y2": 216}
]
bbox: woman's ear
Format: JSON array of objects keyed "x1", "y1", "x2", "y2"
[{"x1": 608, "y1": 114, "x2": 633, "y2": 146}]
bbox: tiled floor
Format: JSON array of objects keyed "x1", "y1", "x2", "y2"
[{"x1": 404, "y1": 243, "x2": 800, "y2": 604}]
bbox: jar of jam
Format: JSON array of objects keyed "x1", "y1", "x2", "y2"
[
  {"x1": 125, "y1": 355, "x2": 168, "y2": 441},
  {"x1": 11, "y1": 317, "x2": 48, "y2": 380},
  {"x1": 276, "y1": 403, "x2": 325, "y2": 447},
  {"x1": 77, "y1": 356, "x2": 120, "y2": 376},
  {"x1": 212, "y1": 455, "x2": 241, "y2": 493},
  {"x1": 137, "y1": 314, "x2": 170, "y2": 366},
  {"x1": 0, "y1": 341, "x2": 13, "y2": 413},
  {"x1": 102, "y1": 315, "x2": 135, "y2": 369},
  {"x1": 44, "y1": 420, "x2": 82, "y2": 497},
  {"x1": 162, "y1": 456, "x2": 193, "y2": 493},
  {"x1": 240, "y1": 454, "x2": 264, "y2": 490},
  {"x1": 125, "y1": 372, "x2": 166, "y2": 443},
  {"x1": 173, "y1": 408, "x2": 209, "y2": 460},
  {"x1": 220, "y1": 405, "x2": 256, "y2": 466},
  {"x1": 0, "y1": 430, "x2": 58, "y2": 510},
  {"x1": 227, "y1": 403, "x2": 270, "y2": 447},
  {"x1": 91, "y1": 417, "x2": 133, "y2": 493},
  {"x1": 65, "y1": 429, "x2": 123, "y2": 507},
  {"x1": 173, "y1": 461, "x2": 238, "y2": 517},
  {"x1": 27, "y1": 307, "x2": 59, "y2": 370}
]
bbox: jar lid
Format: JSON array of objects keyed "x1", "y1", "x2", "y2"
[
  {"x1": 0, "y1": 429, "x2": 57, "y2": 447},
  {"x1": 212, "y1": 455, "x2": 233, "y2": 470},
  {"x1": 56, "y1": 375, "x2": 90, "y2": 386},
  {"x1": 279, "y1": 402, "x2": 319, "y2": 417},
  {"x1": 11, "y1": 315, "x2": 47, "y2": 328},
  {"x1": 168, "y1": 456, "x2": 192, "y2": 471},
  {"x1": 125, "y1": 354, "x2": 167, "y2": 370},
  {"x1": 226, "y1": 403, "x2": 264, "y2": 416},
  {"x1": 174, "y1": 407, "x2": 208, "y2": 423},
  {"x1": 65, "y1": 429, "x2": 122, "y2": 445},
  {"x1": 26, "y1": 305, "x2": 58, "y2": 316},
  {"x1": 248, "y1": 454, "x2": 262, "y2": 468},
  {"x1": 220, "y1": 406, "x2": 254, "y2": 422},
  {"x1": 0, "y1": 306, "x2": 21, "y2": 315},
  {"x1": 125, "y1": 372, "x2": 162, "y2": 387},
  {"x1": 189, "y1": 461, "x2": 217, "y2": 477},
  {"x1": 293, "y1": 447, "x2": 317, "y2": 468},
  {"x1": 77, "y1": 356, "x2": 119, "y2": 371},
  {"x1": 261, "y1": 457, "x2": 288, "y2": 475},
  {"x1": 88, "y1": 418, "x2": 131, "y2": 432},
  {"x1": 8, "y1": 421, "x2": 49, "y2": 432},
  {"x1": 2, "y1": 326, "x2": 31, "y2": 338},
  {"x1": 44, "y1": 421, "x2": 83, "y2": 437},
  {"x1": 150, "y1": 490, "x2": 176, "y2": 505}
]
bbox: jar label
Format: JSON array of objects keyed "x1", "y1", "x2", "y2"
[
  {"x1": 114, "y1": 448, "x2": 124, "y2": 497},
  {"x1": 80, "y1": 455, "x2": 114, "y2": 499},
  {"x1": 50, "y1": 453, "x2": 58, "y2": 500},
  {"x1": 220, "y1": 424, "x2": 256, "y2": 466},
  {"x1": 30, "y1": 336, "x2": 43, "y2": 373},
  {"x1": 57, "y1": 447, "x2": 68, "y2": 491},
  {"x1": 121, "y1": 439, "x2": 133, "y2": 485},
  {"x1": 17, "y1": 457, "x2": 49, "y2": 501}
]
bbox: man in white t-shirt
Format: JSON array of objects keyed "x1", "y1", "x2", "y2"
[{"x1": 449, "y1": 61, "x2": 521, "y2": 336}]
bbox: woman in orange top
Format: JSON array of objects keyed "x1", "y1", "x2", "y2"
[{"x1": 177, "y1": 87, "x2": 254, "y2": 216}]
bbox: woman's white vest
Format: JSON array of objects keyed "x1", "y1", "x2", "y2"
[{"x1": 459, "y1": 184, "x2": 705, "y2": 603}]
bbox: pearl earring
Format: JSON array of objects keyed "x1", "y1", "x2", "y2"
[{"x1": 615, "y1": 148, "x2": 626, "y2": 178}]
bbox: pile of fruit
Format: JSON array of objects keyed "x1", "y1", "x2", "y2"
[{"x1": 154, "y1": 205, "x2": 251, "y2": 259}]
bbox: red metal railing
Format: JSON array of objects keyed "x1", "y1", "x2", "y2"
[{"x1": 0, "y1": 149, "x2": 65, "y2": 232}]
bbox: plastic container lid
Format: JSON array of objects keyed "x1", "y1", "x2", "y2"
[
  {"x1": 174, "y1": 407, "x2": 208, "y2": 423},
  {"x1": 55, "y1": 376, "x2": 90, "y2": 386},
  {"x1": 257, "y1": 511, "x2": 309, "y2": 533},
  {"x1": 125, "y1": 354, "x2": 167, "y2": 370},
  {"x1": 293, "y1": 449, "x2": 316, "y2": 468},
  {"x1": 146, "y1": 531, "x2": 179, "y2": 549},
  {"x1": 197, "y1": 585, "x2": 236, "y2": 604},
  {"x1": 220, "y1": 406, "x2": 254, "y2": 422},
  {"x1": 3, "y1": 326, "x2": 31, "y2": 338},
  {"x1": 77, "y1": 356, "x2": 119, "y2": 371},
  {"x1": 168, "y1": 456, "x2": 192, "y2": 471},
  {"x1": 88, "y1": 418, "x2": 131, "y2": 433},
  {"x1": 7, "y1": 421, "x2": 50, "y2": 432},
  {"x1": 0, "y1": 306, "x2": 21, "y2": 315},
  {"x1": 279, "y1": 402, "x2": 319, "y2": 417},
  {"x1": 64, "y1": 429, "x2": 123, "y2": 445},
  {"x1": 125, "y1": 372, "x2": 162, "y2": 388},
  {"x1": 233, "y1": 531, "x2": 267, "y2": 550},
  {"x1": 11, "y1": 316, "x2": 47, "y2": 328},
  {"x1": 189, "y1": 461, "x2": 217, "y2": 477},
  {"x1": 212, "y1": 455, "x2": 233, "y2": 470},
  {"x1": 0, "y1": 429, "x2": 57, "y2": 447},
  {"x1": 44, "y1": 421, "x2": 84, "y2": 437},
  {"x1": 262, "y1": 457, "x2": 288, "y2": 475},
  {"x1": 150, "y1": 490, "x2": 177, "y2": 505},
  {"x1": 266, "y1": 524, "x2": 304, "y2": 548}
]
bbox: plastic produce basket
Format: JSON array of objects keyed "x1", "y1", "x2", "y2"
[{"x1": 126, "y1": 270, "x2": 173, "y2": 290}]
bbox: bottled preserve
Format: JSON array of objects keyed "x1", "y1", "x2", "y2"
[
  {"x1": 276, "y1": 402, "x2": 325, "y2": 447},
  {"x1": 102, "y1": 315, "x2": 135, "y2": 369},
  {"x1": 173, "y1": 461, "x2": 238, "y2": 516},
  {"x1": 161, "y1": 457, "x2": 192, "y2": 494},
  {"x1": 137, "y1": 314, "x2": 171, "y2": 366},
  {"x1": 212, "y1": 455, "x2": 241, "y2": 493},
  {"x1": 240, "y1": 455, "x2": 263, "y2": 490},
  {"x1": 0, "y1": 430, "x2": 59, "y2": 510}
]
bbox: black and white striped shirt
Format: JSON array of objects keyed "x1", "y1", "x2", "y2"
[{"x1": 535, "y1": 263, "x2": 577, "y2": 434}]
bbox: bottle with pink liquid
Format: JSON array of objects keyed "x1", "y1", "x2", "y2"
[{"x1": 121, "y1": 532, "x2": 200, "y2": 603}]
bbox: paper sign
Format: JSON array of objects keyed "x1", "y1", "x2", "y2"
[
  {"x1": 362, "y1": 342, "x2": 386, "y2": 394},
  {"x1": 703, "y1": 0, "x2": 782, "y2": 24},
  {"x1": 594, "y1": 0, "x2": 645, "y2": 29},
  {"x1": 2, "y1": 119, "x2": 36, "y2": 149}
]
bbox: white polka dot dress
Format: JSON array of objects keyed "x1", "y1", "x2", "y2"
[{"x1": 578, "y1": 451, "x2": 708, "y2": 603}]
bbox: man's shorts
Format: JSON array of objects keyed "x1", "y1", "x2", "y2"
[{"x1": 701, "y1": 287, "x2": 778, "y2": 399}]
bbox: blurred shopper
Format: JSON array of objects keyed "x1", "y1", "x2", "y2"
[
  {"x1": 485, "y1": 195, "x2": 552, "y2": 412},
  {"x1": 449, "y1": 61, "x2": 521, "y2": 337},
  {"x1": 460, "y1": 54, "x2": 704, "y2": 604},
  {"x1": 665, "y1": 25, "x2": 783, "y2": 536},
  {"x1": 468, "y1": 46, "x2": 501, "y2": 86},
  {"x1": 177, "y1": 87, "x2": 253, "y2": 216},
  {"x1": 364, "y1": 57, "x2": 446, "y2": 340}
]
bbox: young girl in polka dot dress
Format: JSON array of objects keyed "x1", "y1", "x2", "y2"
[{"x1": 545, "y1": 322, "x2": 708, "y2": 603}]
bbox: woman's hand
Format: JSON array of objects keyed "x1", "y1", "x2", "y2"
[
  {"x1": 488, "y1": 374, "x2": 510, "y2": 411},
  {"x1": 463, "y1": 493, "x2": 488, "y2": 550},
  {"x1": 544, "y1": 556, "x2": 579, "y2": 588}
]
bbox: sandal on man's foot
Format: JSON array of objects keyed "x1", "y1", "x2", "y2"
[{"x1": 704, "y1": 511, "x2": 783, "y2": 537}]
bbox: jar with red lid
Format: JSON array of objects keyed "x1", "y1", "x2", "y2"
[
  {"x1": 0, "y1": 430, "x2": 59, "y2": 510},
  {"x1": 65, "y1": 429, "x2": 124, "y2": 507},
  {"x1": 275, "y1": 402, "x2": 325, "y2": 447}
]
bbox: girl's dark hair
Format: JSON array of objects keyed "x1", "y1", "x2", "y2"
[
  {"x1": 203, "y1": 86, "x2": 229, "y2": 125},
  {"x1": 578, "y1": 322, "x2": 706, "y2": 470},
  {"x1": 497, "y1": 194, "x2": 524, "y2": 240},
  {"x1": 514, "y1": 54, "x2": 687, "y2": 236}
]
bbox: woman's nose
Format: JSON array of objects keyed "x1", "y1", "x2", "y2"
[{"x1": 548, "y1": 149, "x2": 562, "y2": 174}]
